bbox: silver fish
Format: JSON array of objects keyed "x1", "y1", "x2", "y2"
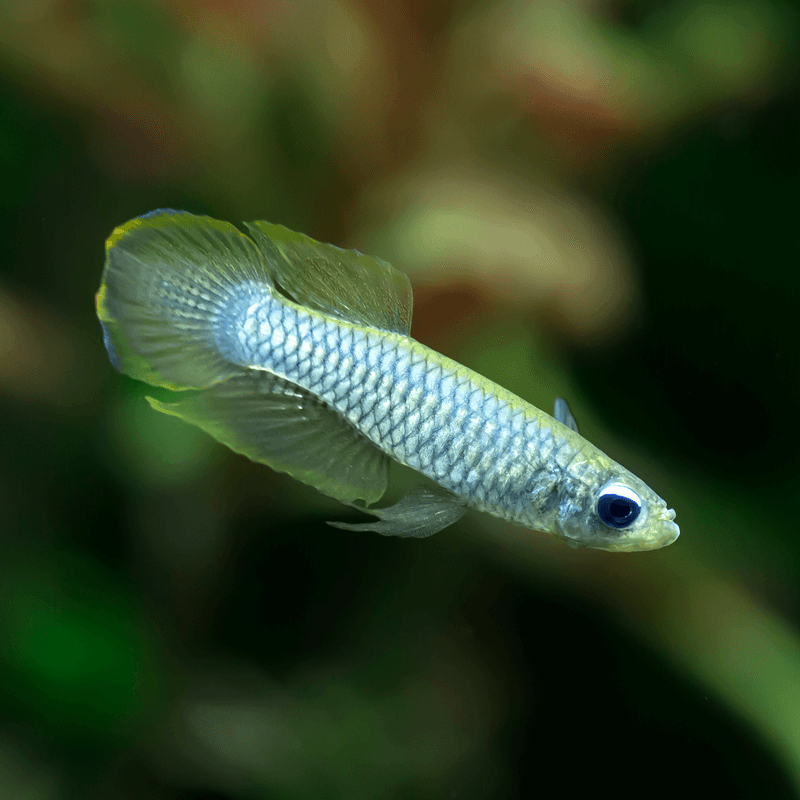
[{"x1": 96, "y1": 210, "x2": 679, "y2": 551}]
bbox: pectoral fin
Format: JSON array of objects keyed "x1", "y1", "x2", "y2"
[
  {"x1": 554, "y1": 397, "x2": 579, "y2": 433},
  {"x1": 328, "y1": 484, "x2": 467, "y2": 539}
]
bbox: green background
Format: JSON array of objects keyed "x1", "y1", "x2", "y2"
[{"x1": 0, "y1": 1, "x2": 798, "y2": 797}]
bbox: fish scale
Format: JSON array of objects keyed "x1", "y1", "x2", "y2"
[
  {"x1": 96, "y1": 210, "x2": 680, "y2": 551},
  {"x1": 227, "y1": 289, "x2": 563, "y2": 528}
]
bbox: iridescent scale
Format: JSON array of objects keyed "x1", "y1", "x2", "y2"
[{"x1": 226, "y1": 290, "x2": 583, "y2": 529}]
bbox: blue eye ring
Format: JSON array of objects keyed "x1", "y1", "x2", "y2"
[{"x1": 597, "y1": 483, "x2": 641, "y2": 529}]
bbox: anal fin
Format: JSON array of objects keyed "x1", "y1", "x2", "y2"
[{"x1": 147, "y1": 370, "x2": 389, "y2": 505}]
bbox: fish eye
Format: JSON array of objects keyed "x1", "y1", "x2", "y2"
[{"x1": 597, "y1": 483, "x2": 641, "y2": 529}]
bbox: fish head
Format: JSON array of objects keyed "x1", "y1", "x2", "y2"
[{"x1": 554, "y1": 467, "x2": 679, "y2": 553}]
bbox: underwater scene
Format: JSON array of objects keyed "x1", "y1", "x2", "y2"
[{"x1": 0, "y1": 1, "x2": 799, "y2": 797}]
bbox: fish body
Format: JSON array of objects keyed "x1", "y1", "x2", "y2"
[
  {"x1": 97, "y1": 210, "x2": 679, "y2": 552},
  {"x1": 227, "y1": 291, "x2": 621, "y2": 537}
]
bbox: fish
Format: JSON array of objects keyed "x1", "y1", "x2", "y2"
[{"x1": 95, "y1": 210, "x2": 679, "y2": 552}]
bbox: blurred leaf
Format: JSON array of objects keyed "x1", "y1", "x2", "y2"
[
  {"x1": 0, "y1": 552, "x2": 160, "y2": 741},
  {"x1": 90, "y1": 0, "x2": 182, "y2": 86}
]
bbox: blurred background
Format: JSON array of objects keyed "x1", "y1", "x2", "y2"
[{"x1": 1, "y1": 0, "x2": 799, "y2": 797}]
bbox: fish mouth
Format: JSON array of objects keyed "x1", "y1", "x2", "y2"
[
  {"x1": 609, "y1": 511, "x2": 679, "y2": 552},
  {"x1": 658, "y1": 511, "x2": 680, "y2": 547}
]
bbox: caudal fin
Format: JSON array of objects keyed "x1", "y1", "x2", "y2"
[{"x1": 96, "y1": 210, "x2": 271, "y2": 390}]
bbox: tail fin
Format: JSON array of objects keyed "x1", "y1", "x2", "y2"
[{"x1": 96, "y1": 210, "x2": 271, "y2": 390}]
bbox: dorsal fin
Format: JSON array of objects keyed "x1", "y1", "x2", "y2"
[{"x1": 244, "y1": 221, "x2": 412, "y2": 334}]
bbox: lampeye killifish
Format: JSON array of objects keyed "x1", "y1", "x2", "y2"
[{"x1": 96, "y1": 210, "x2": 679, "y2": 552}]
